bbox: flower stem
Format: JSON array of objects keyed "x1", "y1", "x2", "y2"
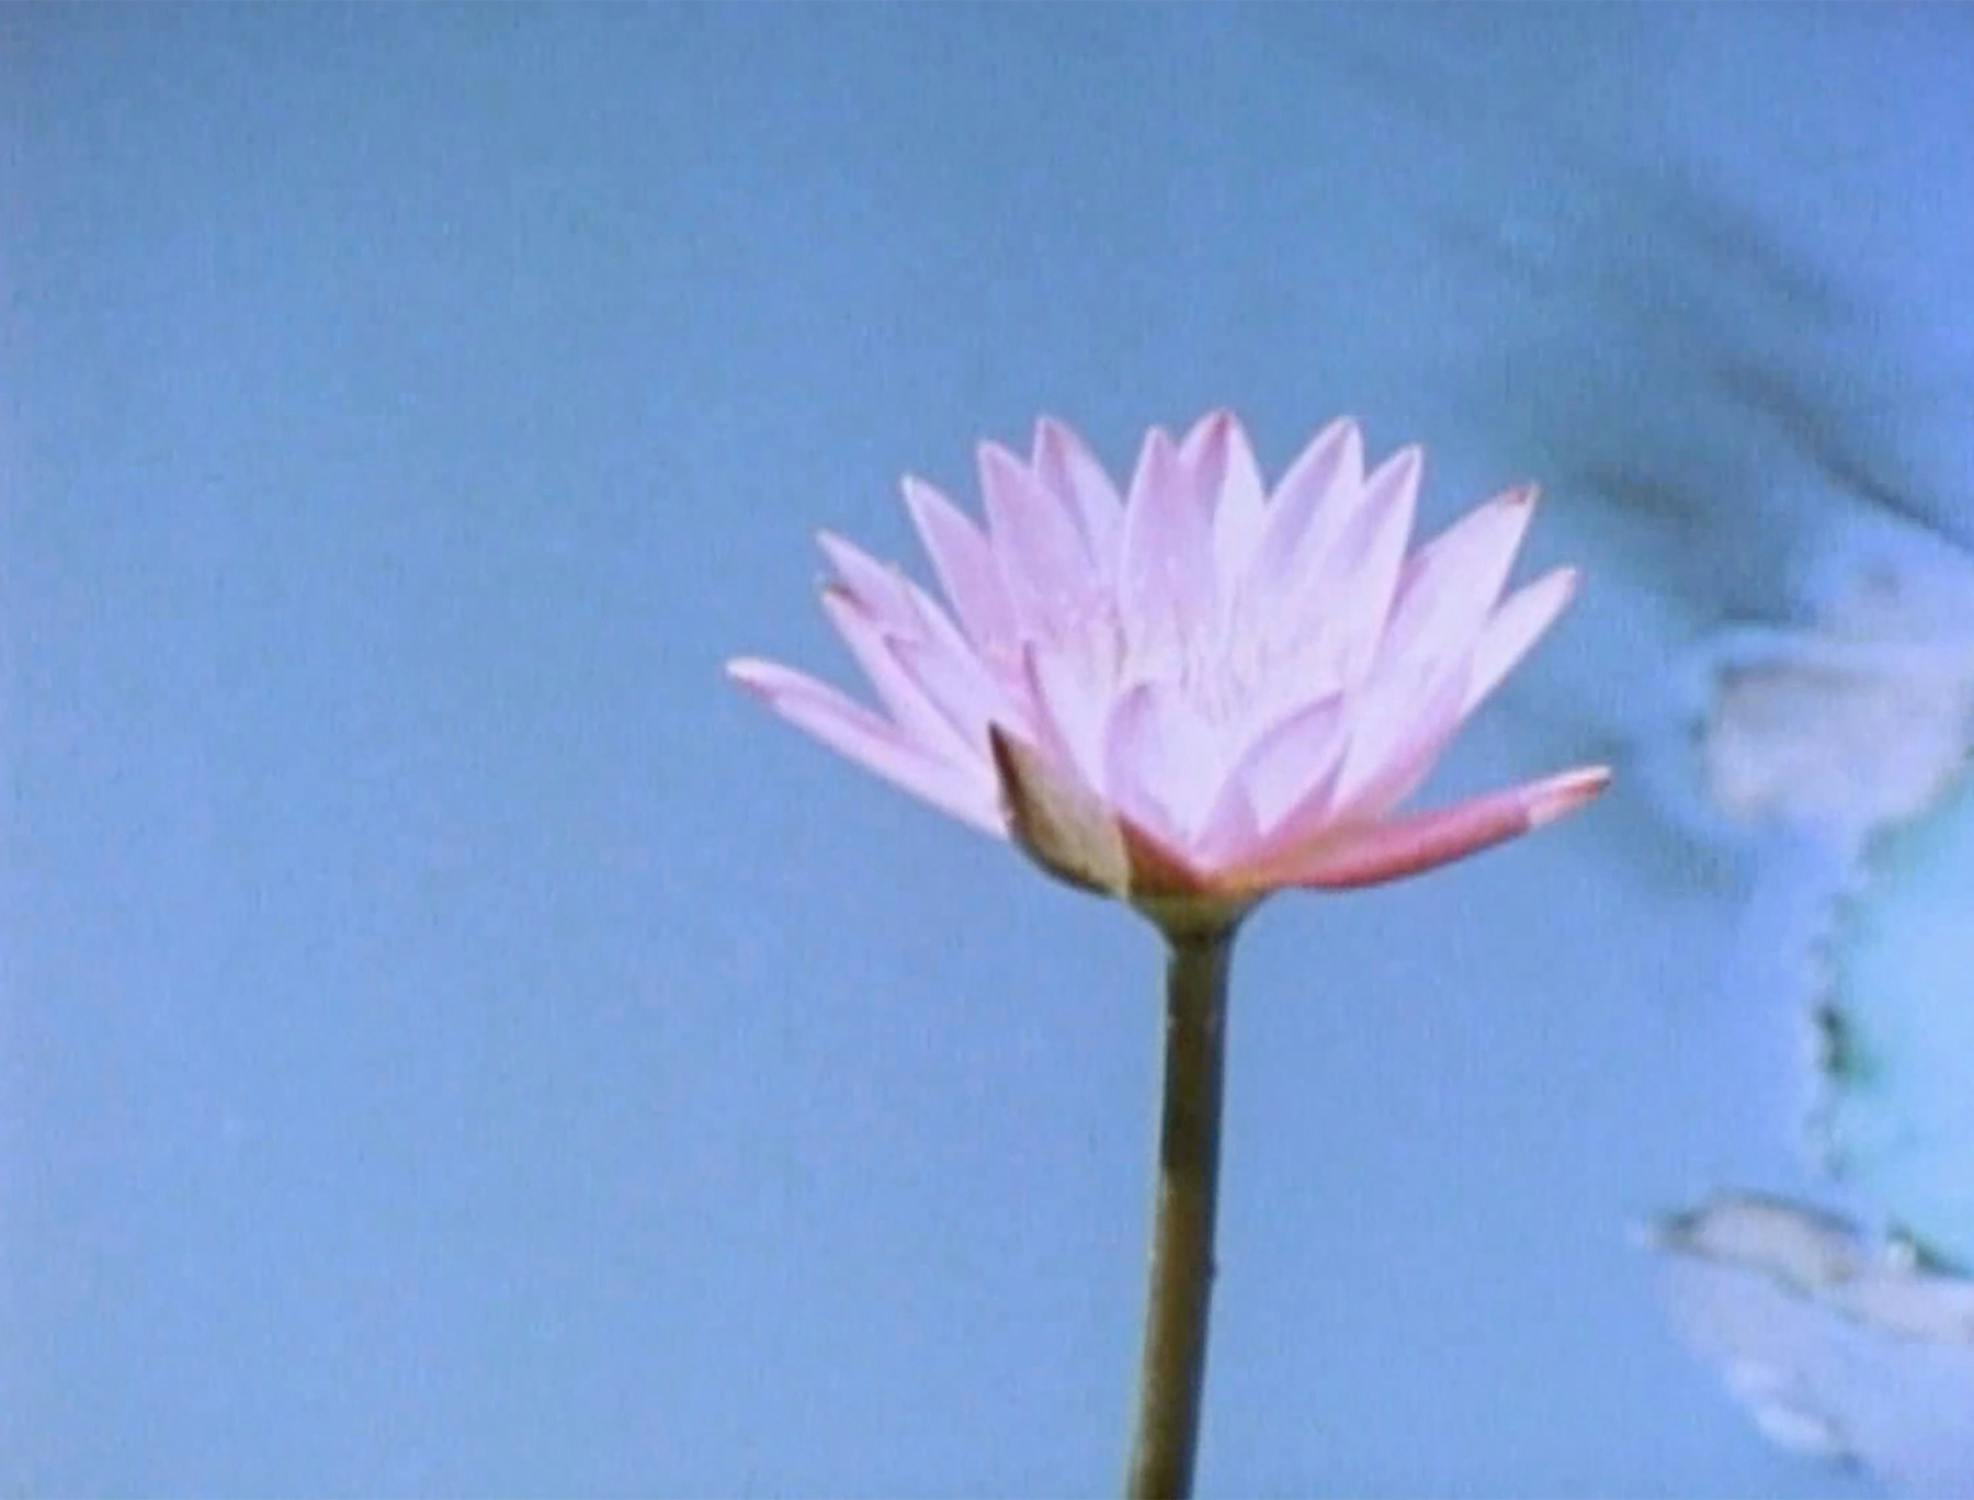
[{"x1": 1126, "y1": 922, "x2": 1236, "y2": 1500}]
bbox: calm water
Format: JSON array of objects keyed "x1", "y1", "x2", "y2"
[{"x1": 5, "y1": 7, "x2": 1971, "y2": 1495}]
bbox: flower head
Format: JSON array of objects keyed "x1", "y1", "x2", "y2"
[{"x1": 728, "y1": 412, "x2": 1607, "y2": 913}]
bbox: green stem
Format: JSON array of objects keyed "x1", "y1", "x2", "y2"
[{"x1": 1126, "y1": 923, "x2": 1235, "y2": 1500}]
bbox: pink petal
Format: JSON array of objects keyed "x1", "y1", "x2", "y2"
[
  {"x1": 820, "y1": 587, "x2": 974, "y2": 762},
  {"x1": 990, "y1": 726, "x2": 1208, "y2": 900},
  {"x1": 978, "y1": 441, "x2": 1098, "y2": 637},
  {"x1": 1330, "y1": 659, "x2": 1470, "y2": 818},
  {"x1": 817, "y1": 529, "x2": 981, "y2": 665},
  {"x1": 1267, "y1": 766, "x2": 1611, "y2": 889},
  {"x1": 1032, "y1": 417, "x2": 1124, "y2": 578},
  {"x1": 1179, "y1": 411, "x2": 1270, "y2": 590},
  {"x1": 817, "y1": 529, "x2": 1015, "y2": 743},
  {"x1": 988, "y1": 724, "x2": 1130, "y2": 895},
  {"x1": 1022, "y1": 644, "x2": 1113, "y2": 794},
  {"x1": 1242, "y1": 749, "x2": 1349, "y2": 866},
  {"x1": 1381, "y1": 485, "x2": 1538, "y2": 670},
  {"x1": 1323, "y1": 444, "x2": 1423, "y2": 676},
  {"x1": 1191, "y1": 777, "x2": 1261, "y2": 867},
  {"x1": 1465, "y1": 566, "x2": 1579, "y2": 714},
  {"x1": 1245, "y1": 418, "x2": 1363, "y2": 599},
  {"x1": 1104, "y1": 677, "x2": 1235, "y2": 842},
  {"x1": 1102, "y1": 682, "x2": 1179, "y2": 845},
  {"x1": 1213, "y1": 692, "x2": 1349, "y2": 831},
  {"x1": 901, "y1": 475, "x2": 1017, "y2": 652},
  {"x1": 1119, "y1": 427, "x2": 1216, "y2": 636},
  {"x1": 890, "y1": 633, "x2": 1016, "y2": 748},
  {"x1": 816, "y1": 531, "x2": 918, "y2": 636},
  {"x1": 1177, "y1": 410, "x2": 1232, "y2": 495},
  {"x1": 727, "y1": 658, "x2": 1004, "y2": 834}
]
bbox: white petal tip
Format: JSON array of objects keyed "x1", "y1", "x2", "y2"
[
  {"x1": 898, "y1": 474, "x2": 946, "y2": 511},
  {"x1": 1528, "y1": 766, "x2": 1612, "y2": 827},
  {"x1": 976, "y1": 439, "x2": 1021, "y2": 474},
  {"x1": 725, "y1": 658, "x2": 778, "y2": 695}
]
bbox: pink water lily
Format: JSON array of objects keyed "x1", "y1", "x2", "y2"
[{"x1": 728, "y1": 411, "x2": 1607, "y2": 906}]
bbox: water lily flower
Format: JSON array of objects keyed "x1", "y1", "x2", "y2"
[
  {"x1": 727, "y1": 411, "x2": 1609, "y2": 1499},
  {"x1": 728, "y1": 411, "x2": 1606, "y2": 917}
]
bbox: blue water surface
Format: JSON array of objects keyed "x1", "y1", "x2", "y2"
[{"x1": 5, "y1": 7, "x2": 1971, "y2": 1495}]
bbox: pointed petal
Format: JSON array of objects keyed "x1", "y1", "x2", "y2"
[
  {"x1": 1382, "y1": 485, "x2": 1539, "y2": 670},
  {"x1": 1265, "y1": 766, "x2": 1610, "y2": 889},
  {"x1": 1465, "y1": 566, "x2": 1579, "y2": 714},
  {"x1": 1120, "y1": 427, "x2": 1216, "y2": 636},
  {"x1": 1178, "y1": 411, "x2": 1270, "y2": 590},
  {"x1": 820, "y1": 587, "x2": 974, "y2": 762},
  {"x1": 1178, "y1": 410, "x2": 1232, "y2": 495},
  {"x1": 1033, "y1": 417, "x2": 1124, "y2": 577},
  {"x1": 727, "y1": 658, "x2": 1003, "y2": 834},
  {"x1": 989, "y1": 725, "x2": 1130, "y2": 895},
  {"x1": 1104, "y1": 675, "x2": 1232, "y2": 838},
  {"x1": 816, "y1": 531, "x2": 918, "y2": 635},
  {"x1": 978, "y1": 441, "x2": 1098, "y2": 637},
  {"x1": 1331, "y1": 658, "x2": 1470, "y2": 818},
  {"x1": 989, "y1": 726, "x2": 1207, "y2": 899},
  {"x1": 816, "y1": 530, "x2": 1015, "y2": 745},
  {"x1": 1023, "y1": 643, "x2": 1112, "y2": 794},
  {"x1": 1212, "y1": 692, "x2": 1349, "y2": 831},
  {"x1": 1101, "y1": 681, "x2": 1178, "y2": 844},
  {"x1": 901, "y1": 475, "x2": 1016, "y2": 652},
  {"x1": 1242, "y1": 748, "x2": 1349, "y2": 865},
  {"x1": 1191, "y1": 778, "x2": 1262, "y2": 867},
  {"x1": 1323, "y1": 444, "x2": 1423, "y2": 676},
  {"x1": 818, "y1": 528, "x2": 985, "y2": 666},
  {"x1": 890, "y1": 633, "x2": 1013, "y2": 748},
  {"x1": 1246, "y1": 418, "x2": 1363, "y2": 597}
]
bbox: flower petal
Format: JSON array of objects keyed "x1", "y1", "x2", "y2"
[
  {"x1": 820, "y1": 587, "x2": 975, "y2": 762},
  {"x1": 1330, "y1": 658, "x2": 1470, "y2": 818},
  {"x1": 1244, "y1": 417, "x2": 1363, "y2": 600},
  {"x1": 1032, "y1": 417, "x2": 1124, "y2": 580},
  {"x1": 1213, "y1": 691, "x2": 1349, "y2": 831},
  {"x1": 989, "y1": 725, "x2": 1130, "y2": 894},
  {"x1": 1023, "y1": 643, "x2": 1113, "y2": 794},
  {"x1": 1465, "y1": 566, "x2": 1579, "y2": 715},
  {"x1": 1177, "y1": 411, "x2": 1225, "y2": 476},
  {"x1": 816, "y1": 531, "x2": 919, "y2": 636},
  {"x1": 818, "y1": 529, "x2": 987, "y2": 665},
  {"x1": 1323, "y1": 444, "x2": 1423, "y2": 677},
  {"x1": 818, "y1": 529, "x2": 1018, "y2": 746},
  {"x1": 1178, "y1": 410, "x2": 1270, "y2": 593},
  {"x1": 1102, "y1": 681, "x2": 1178, "y2": 843},
  {"x1": 1266, "y1": 765, "x2": 1610, "y2": 889},
  {"x1": 1381, "y1": 485, "x2": 1538, "y2": 671},
  {"x1": 727, "y1": 658, "x2": 1004, "y2": 834},
  {"x1": 1119, "y1": 427, "x2": 1216, "y2": 638},
  {"x1": 889, "y1": 633, "x2": 1014, "y2": 749},
  {"x1": 1191, "y1": 777, "x2": 1262, "y2": 868},
  {"x1": 901, "y1": 475, "x2": 1017, "y2": 652},
  {"x1": 990, "y1": 725, "x2": 1207, "y2": 899},
  {"x1": 978, "y1": 440, "x2": 1099, "y2": 637},
  {"x1": 1240, "y1": 749, "x2": 1350, "y2": 868}
]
